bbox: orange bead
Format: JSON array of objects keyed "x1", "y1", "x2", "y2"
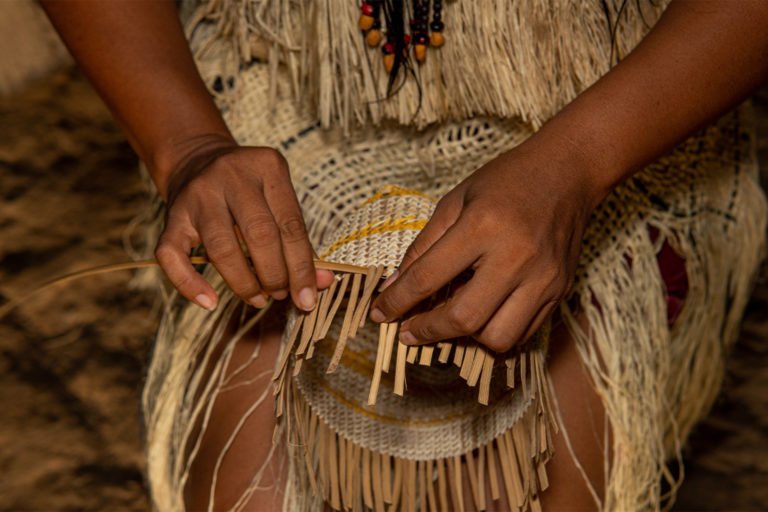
[
  {"x1": 430, "y1": 31, "x2": 445, "y2": 48},
  {"x1": 414, "y1": 44, "x2": 427, "y2": 63},
  {"x1": 383, "y1": 53, "x2": 395, "y2": 73},
  {"x1": 359, "y1": 15, "x2": 374, "y2": 31},
  {"x1": 366, "y1": 29, "x2": 382, "y2": 47}
]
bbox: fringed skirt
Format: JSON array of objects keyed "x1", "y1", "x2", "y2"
[{"x1": 140, "y1": 62, "x2": 767, "y2": 511}]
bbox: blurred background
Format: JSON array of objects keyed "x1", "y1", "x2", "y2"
[{"x1": 0, "y1": 1, "x2": 766, "y2": 510}]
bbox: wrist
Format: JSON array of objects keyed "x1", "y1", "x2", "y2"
[
  {"x1": 525, "y1": 112, "x2": 632, "y2": 212},
  {"x1": 148, "y1": 131, "x2": 238, "y2": 200}
]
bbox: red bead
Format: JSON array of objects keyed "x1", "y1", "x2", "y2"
[
  {"x1": 382, "y1": 42, "x2": 395, "y2": 54},
  {"x1": 403, "y1": 34, "x2": 411, "y2": 45},
  {"x1": 361, "y1": 3, "x2": 374, "y2": 16}
]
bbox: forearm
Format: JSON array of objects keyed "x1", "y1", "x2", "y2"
[
  {"x1": 532, "y1": 0, "x2": 768, "y2": 207},
  {"x1": 41, "y1": 0, "x2": 233, "y2": 199}
]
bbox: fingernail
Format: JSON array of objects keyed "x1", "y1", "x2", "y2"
[
  {"x1": 195, "y1": 294, "x2": 216, "y2": 311},
  {"x1": 249, "y1": 295, "x2": 268, "y2": 308},
  {"x1": 400, "y1": 330, "x2": 417, "y2": 345},
  {"x1": 272, "y1": 289, "x2": 289, "y2": 301},
  {"x1": 370, "y1": 308, "x2": 385, "y2": 323},
  {"x1": 378, "y1": 269, "x2": 399, "y2": 292},
  {"x1": 298, "y1": 287, "x2": 316, "y2": 311}
]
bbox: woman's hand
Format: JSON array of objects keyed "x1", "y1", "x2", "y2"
[
  {"x1": 369, "y1": 140, "x2": 602, "y2": 353},
  {"x1": 155, "y1": 139, "x2": 334, "y2": 312}
]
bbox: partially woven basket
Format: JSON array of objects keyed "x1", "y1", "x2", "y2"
[{"x1": 273, "y1": 186, "x2": 555, "y2": 512}]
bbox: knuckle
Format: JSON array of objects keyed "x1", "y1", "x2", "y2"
[
  {"x1": 241, "y1": 215, "x2": 279, "y2": 246},
  {"x1": 289, "y1": 258, "x2": 315, "y2": 280},
  {"x1": 232, "y1": 281, "x2": 261, "y2": 299},
  {"x1": 477, "y1": 328, "x2": 513, "y2": 353},
  {"x1": 466, "y1": 208, "x2": 496, "y2": 232},
  {"x1": 475, "y1": 322, "x2": 515, "y2": 353},
  {"x1": 205, "y1": 235, "x2": 240, "y2": 262},
  {"x1": 376, "y1": 293, "x2": 403, "y2": 318},
  {"x1": 246, "y1": 147, "x2": 289, "y2": 178},
  {"x1": 260, "y1": 147, "x2": 289, "y2": 171},
  {"x1": 154, "y1": 241, "x2": 176, "y2": 263},
  {"x1": 446, "y1": 304, "x2": 483, "y2": 334},
  {"x1": 407, "y1": 265, "x2": 435, "y2": 297},
  {"x1": 277, "y1": 216, "x2": 308, "y2": 243},
  {"x1": 259, "y1": 268, "x2": 289, "y2": 291},
  {"x1": 413, "y1": 322, "x2": 438, "y2": 342}
]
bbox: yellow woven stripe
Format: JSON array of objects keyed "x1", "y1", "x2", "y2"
[
  {"x1": 313, "y1": 338, "x2": 475, "y2": 427},
  {"x1": 319, "y1": 217, "x2": 428, "y2": 259},
  {"x1": 359, "y1": 185, "x2": 432, "y2": 207}
]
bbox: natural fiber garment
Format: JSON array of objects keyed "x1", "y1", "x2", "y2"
[
  {"x1": 273, "y1": 187, "x2": 554, "y2": 511},
  {"x1": 139, "y1": 2, "x2": 768, "y2": 511},
  {"x1": 182, "y1": 0, "x2": 669, "y2": 131}
]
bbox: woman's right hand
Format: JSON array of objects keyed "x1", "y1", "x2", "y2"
[{"x1": 154, "y1": 140, "x2": 333, "y2": 312}]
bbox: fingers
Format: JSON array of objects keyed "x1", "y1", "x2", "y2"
[
  {"x1": 472, "y1": 289, "x2": 555, "y2": 353},
  {"x1": 229, "y1": 191, "x2": 290, "y2": 301},
  {"x1": 155, "y1": 215, "x2": 219, "y2": 310},
  {"x1": 159, "y1": 147, "x2": 327, "y2": 312},
  {"x1": 261, "y1": 163, "x2": 320, "y2": 312},
  {"x1": 198, "y1": 201, "x2": 266, "y2": 307},
  {"x1": 402, "y1": 283, "x2": 558, "y2": 353},
  {"x1": 370, "y1": 216, "x2": 480, "y2": 323},
  {"x1": 397, "y1": 262, "x2": 512, "y2": 345}
]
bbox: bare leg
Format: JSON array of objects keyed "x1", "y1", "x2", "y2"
[
  {"x1": 539, "y1": 317, "x2": 607, "y2": 511},
  {"x1": 184, "y1": 308, "x2": 606, "y2": 512},
  {"x1": 462, "y1": 316, "x2": 607, "y2": 512},
  {"x1": 184, "y1": 305, "x2": 287, "y2": 512}
]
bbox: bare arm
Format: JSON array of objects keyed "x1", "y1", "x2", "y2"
[
  {"x1": 547, "y1": 0, "x2": 768, "y2": 204},
  {"x1": 372, "y1": 1, "x2": 768, "y2": 349},
  {"x1": 42, "y1": 0, "x2": 333, "y2": 312}
]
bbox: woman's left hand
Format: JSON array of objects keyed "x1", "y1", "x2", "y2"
[{"x1": 369, "y1": 139, "x2": 603, "y2": 353}]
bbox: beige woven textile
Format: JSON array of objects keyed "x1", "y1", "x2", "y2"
[{"x1": 140, "y1": 1, "x2": 768, "y2": 511}]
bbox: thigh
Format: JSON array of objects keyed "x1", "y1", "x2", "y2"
[
  {"x1": 184, "y1": 305, "x2": 287, "y2": 512},
  {"x1": 539, "y1": 316, "x2": 607, "y2": 511}
]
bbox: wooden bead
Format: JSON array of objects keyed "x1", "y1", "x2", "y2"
[
  {"x1": 414, "y1": 44, "x2": 427, "y2": 63},
  {"x1": 366, "y1": 29, "x2": 382, "y2": 47},
  {"x1": 359, "y1": 15, "x2": 374, "y2": 31},
  {"x1": 383, "y1": 53, "x2": 395, "y2": 73},
  {"x1": 430, "y1": 31, "x2": 445, "y2": 48}
]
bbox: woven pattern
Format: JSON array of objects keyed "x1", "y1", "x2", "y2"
[
  {"x1": 292, "y1": 188, "x2": 535, "y2": 459},
  {"x1": 139, "y1": 6, "x2": 768, "y2": 511}
]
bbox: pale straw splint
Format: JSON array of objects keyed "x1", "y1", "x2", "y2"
[
  {"x1": 139, "y1": 1, "x2": 768, "y2": 511},
  {"x1": 274, "y1": 187, "x2": 555, "y2": 511}
]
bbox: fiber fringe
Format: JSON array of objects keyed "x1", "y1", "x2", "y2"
[
  {"x1": 182, "y1": 0, "x2": 669, "y2": 132},
  {"x1": 265, "y1": 261, "x2": 557, "y2": 510},
  {"x1": 560, "y1": 107, "x2": 768, "y2": 511},
  {"x1": 271, "y1": 264, "x2": 551, "y2": 408},
  {"x1": 281, "y1": 351, "x2": 556, "y2": 512}
]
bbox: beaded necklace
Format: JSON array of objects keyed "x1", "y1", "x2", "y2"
[{"x1": 358, "y1": 0, "x2": 446, "y2": 74}]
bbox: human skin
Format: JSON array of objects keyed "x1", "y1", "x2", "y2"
[
  {"x1": 369, "y1": 1, "x2": 768, "y2": 351},
  {"x1": 40, "y1": 0, "x2": 768, "y2": 510},
  {"x1": 41, "y1": 1, "x2": 768, "y2": 354}
]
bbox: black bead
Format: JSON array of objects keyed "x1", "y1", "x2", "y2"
[
  {"x1": 430, "y1": 20, "x2": 444, "y2": 31},
  {"x1": 212, "y1": 76, "x2": 224, "y2": 93}
]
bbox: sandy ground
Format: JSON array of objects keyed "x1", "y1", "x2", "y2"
[{"x1": 0, "y1": 68, "x2": 766, "y2": 511}]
